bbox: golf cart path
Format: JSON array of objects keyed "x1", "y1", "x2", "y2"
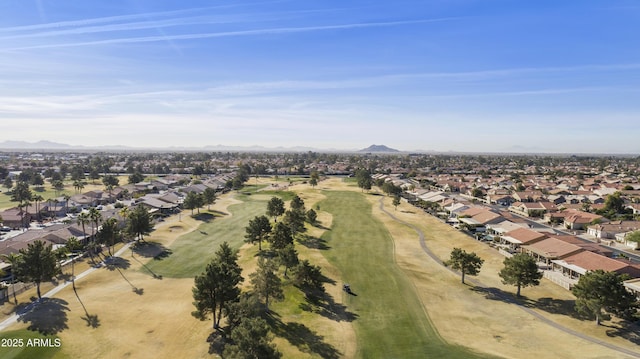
[
  {"x1": 0, "y1": 242, "x2": 133, "y2": 332},
  {"x1": 379, "y1": 197, "x2": 640, "y2": 359}
]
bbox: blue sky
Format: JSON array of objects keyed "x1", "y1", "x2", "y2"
[{"x1": 1, "y1": 0, "x2": 639, "y2": 153}]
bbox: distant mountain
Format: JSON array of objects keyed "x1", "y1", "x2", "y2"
[
  {"x1": 0, "y1": 140, "x2": 347, "y2": 153},
  {"x1": 0, "y1": 140, "x2": 72, "y2": 149},
  {"x1": 359, "y1": 144, "x2": 400, "y2": 153}
]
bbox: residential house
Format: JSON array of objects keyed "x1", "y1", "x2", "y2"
[
  {"x1": 0, "y1": 208, "x2": 31, "y2": 229},
  {"x1": 509, "y1": 201, "x2": 556, "y2": 218},
  {"x1": 521, "y1": 237, "x2": 584, "y2": 266},
  {"x1": 457, "y1": 207, "x2": 504, "y2": 233},
  {"x1": 551, "y1": 251, "x2": 640, "y2": 282},
  {"x1": 513, "y1": 190, "x2": 544, "y2": 203},
  {"x1": 586, "y1": 221, "x2": 640, "y2": 240},
  {"x1": 546, "y1": 234, "x2": 614, "y2": 257},
  {"x1": 624, "y1": 278, "x2": 640, "y2": 299},
  {"x1": 500, "y1": 227, "x2": 548, "y2": 251},
  {"x1": 562, "y1": 209, "x2": 604, "y2": 230},
  {"x1": 137, "y1": 194, "x2": 180, "y2": 215}
]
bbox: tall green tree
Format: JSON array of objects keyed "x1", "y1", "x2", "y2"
[
  {"x1": 355, "y1": 168, "x2": 372, "y2": 192},
  {"x1": 283, "y1": 210, "x2": 306, "y2": 237},
  {"x1": 498, "y1": 253, "x2": 542, "y2": 297},
  {"x1": 14, "y1": 240, "x2": 58, "y2": 299},
  {"x1": 3, "y1": 177, "x2": 13, "y2": 190},
  {"x1": 65, "y1": 236, "x2": 83, "y2": 289},
  {"x1": 203, "y1": 188, "x2": 217, "y2": 211},
  {"x1": 290, "y1": 195, "x2": 306, "y2": 214},
  {"x1": 102, "y1": 175, "x2": 119, "y2": 199},
  {"x1": 126, "y1": 205, "x2": 153, "y2": 242},
  {"x1": 223, "y1": 293, "x2": 262, "y2": 332},
  {"x1": 444, "y1": 248, "x2": 484, "y2": 284},
  {"x1": 603, "y1": 191, "x2": 624, "y2": 213},
  {"x1": 269, "y1": 222, "x2": 294, "y2": 251},
  {"x1": 294, "y1": 259, "x2": 325, "y2": 293},
  {"x1": 183, "y1": 191, "x2": 202, "y2": 215},
  {"x1": 89, "y1": 168, "x2": 100, "y2": 184},
  {"x1": 309, "y1": 170, "x2": 320, "y2": 188},
  {"x1": 277, "y1": 244, "x2": 299, "y2": 277},
  {"x1": 1, "y1": 253, "x2": 21, "y2": 304},
  {"x1": 11, "y1": 181, "x2": 32, "y2": 228},
  {"x1": 572, "y1": 269, "x2": 638, "y2": 325},
  {"x1": 62, "y1": 194, "x2": 71, "y2": 214},
  {"x1": 250, "y1": 257, "x2": 284, "y2": 312},
  {"x1": 305, "y1": 209, "x2": 317, "y2": 225},
  {"x1": 392, "y1": 195, "x2": 401, "y2": 211},
  {"x1": 266, "y1": 197, "x2": 285, "y2": 222},
  {"x1": 31, "y1": 174, "x2": 45, "y2": 189},
  {"x1": 88, "y1": 207, "x2": 102, "y2": 238},
  {"x1": 382, "y1": 182, "x2": 402, "y2": 197},
  {"x1": 52, "y1": 180, "x2": 65, "y2": 196},
  {"x1": 73, "y1": 180, "x2": 84, "y2": 193},
  {"x1": 244, "y1": 215, "x2": 272, "y2": 252},
  {"x1": 128, "y1": 172, "x2": 144, "y2": 184},
  {"x1": 33, "y1": 194, "x2": 44, "y2": 220},
  {"x1": 97, "y1": 217, "x2": 120, "y2": 257},
  {"x1": 223, "y1": 317, "x2": 282, "y2": 359},
  {"x1": 192, "y1": 242, "x2": 244, "y2": 329}
]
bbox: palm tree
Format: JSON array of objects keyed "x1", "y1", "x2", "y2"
[
  {"x1": 88, "y1": 207, "x2": 102, "y2": 237},
  {"x1": 63, "y1": 194, "x2": 71, "y2": 215},
  {"x1": 119, "y1": 207, "x2": 130, "y2": 221},
  {"x1": 98, "y1": 218, "x2": 120, "y2": 257},
  {"x1": 47, "y1": 198, "x2": 55, "y2": 218},
  {"x1": 77, "y1": 212, "x2": 90, "y2": 244},
  {"x1": 20, "y1": 199, "x2": 31, "y2": 230},
  {"x1": 1, "y1": 253, "x2": 21, "y2": 304},
  {"x1": 33, "y1": 194, "x2": 44, "y2": 221},
  {"x1": 52, "y1": 199, "x2": 60, "y2": 218},
  {"x1": 65, "y1": 236, "x2": 82, "y2": 289},
  {"x1": 88, "y1": 207, "x2": 102, "y2": 258}
]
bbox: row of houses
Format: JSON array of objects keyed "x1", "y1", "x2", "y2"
[
  {"x1": 0, "y1": 173, "x2": 236, "y2": 273},
  {"x1": 404, "y1": 187, "x2": 640, "y2": 294}
]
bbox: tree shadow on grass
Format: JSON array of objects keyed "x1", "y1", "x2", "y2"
[
  {"x1": 109, "y1": 265, "x2": 144, "y2": 295},
  {"x1": 73, "y1": 288, "x2": 100, "y2": 328},
  {"x1": 299, "y1": 290, "x2": 358, "y2": 323},
  {"x1": 207, "y1": 209, "x2": 228, "y2": 217},
  {"x1": 604, "y1": 320, "x2": 640, "y2": 345},
  {"x1": 132, "y1": 241, "x2": 172, "y2": 260},
  {"x1": 529, "y1": 297, "x2": 590, "y2": 320},
  {"x1": 17, "y1": 298, "x2": 69, "y2": 335},
  {"x1": 131, "y1": 255, "x2": 163, "y2": 279},
  {"x1": 470, "y1": 287, "x2": 589, "y2": 320},
  {"x1": 297, "y1": 235, "x2": 331, "y2": 250},
  {"x1": 206, "y1": 331, "x2": 226, "y2": 356},
  {"x1": 266, "y1": 314, "x2": 341, "y2": 359},
  {"x1": 193, "y1": 213, "x2": 215, "y2": 223},
  {"x1": 470, "y1": 286, "x2": 521, "y2": 305},
  {"x1": 104, "y1": 257, "x2": 131, "y2": 271}
]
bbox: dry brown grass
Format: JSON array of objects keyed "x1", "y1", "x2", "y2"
[
  {"x1": 368, "y1": 193, "x2": 640, "y2": 359},
  {"x1": 3, "y1": 177, "x2": 639, "y2": 359}
]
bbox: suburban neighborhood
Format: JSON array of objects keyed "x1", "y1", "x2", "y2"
[{"x1": 0, "y1": 149, "x2": 640, "y2": 358}]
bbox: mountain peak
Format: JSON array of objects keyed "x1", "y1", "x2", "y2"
[{"x1": 359, "y1": 144, "x2": 400, "y2": 153}]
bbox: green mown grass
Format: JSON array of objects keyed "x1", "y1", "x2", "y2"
[
  {"x1": 145, "y1": 199, "x2": 269, "y2": 278},
  {"x1": 0, "y1": 186, "x2": 75, "y2": 212},
  {"x1": 0, "y1": 330, "x2": 63, "y2": 359},
  {"x1": 255, "y1": 190, "x2": 297, "y2": 201},
  {"x1": 318, "y1": 191, "x2": 490, "y2": 359}
]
